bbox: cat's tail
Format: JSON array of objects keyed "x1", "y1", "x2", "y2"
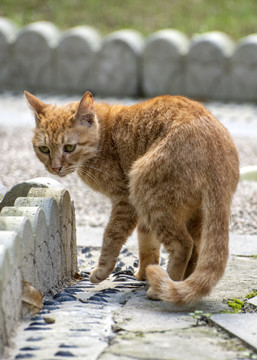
[{"x1": 146, "y1": 188, "x2": 231, "y2": 305}]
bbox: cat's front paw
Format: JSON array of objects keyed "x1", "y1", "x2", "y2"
[
  {"x1": 89, "y1": 267, "x2": 111, "y2": 283},
  {"x1": 135, "y1": 270, "x2": 147, "y2": 281}
]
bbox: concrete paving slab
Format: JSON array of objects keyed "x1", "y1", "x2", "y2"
[
  {"x1": 230, "y1": 235, "x2": 257, "y2": 256},
  {"x1": 77, "y1": 227, "x2": 257, "y2": 315},
  {"x1": 249, "y1": 297, "x2": 257, "y2": 308},
  {"x1": 77, "y1": 238, "x2": 257, "y2": 314},
  {"x1": 211, "y1": 314, "x2": 257, "y2": 351},
  {"x1": 100, "y1": 327, "x2": 243, "y2": 360},
  {"x1": 212, "y1": 255, "x2": 257, "y2": 301},
  {"x1": 4, "y1": 271, "x2": 252, "y2": 360},
  {"x1": 113, "y1": 289, "x2": 196, "y2": 331}
]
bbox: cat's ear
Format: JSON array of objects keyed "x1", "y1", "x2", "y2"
[
  {"x1": 74, "y1": 91, "x2": 95, "y2": 127},
  {"x1": 24, "y1": 91, "x2": 47, "y2": 119}
]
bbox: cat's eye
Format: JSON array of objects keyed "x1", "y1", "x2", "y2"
[
  {"x1": 64, "y1": 144, "x2": 76, "y2": 153},
  {"x1": 39, "y1": 146, "x2": 50, "y2": 154}
]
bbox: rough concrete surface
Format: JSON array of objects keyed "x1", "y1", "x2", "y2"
[
  {"x1": 212, "y1": 314, "x2": 257, "y2": 351},
  {"x1": 3, "y1": 232, "x2": 257, "y2": 360}
]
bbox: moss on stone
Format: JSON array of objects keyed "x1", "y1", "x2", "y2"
[
  {"x1": 226, "y1": 298, "x2": 245, "y2": 313},
  {"x1": 245, "y1": 290, "x2": 257, "y2": 299}
]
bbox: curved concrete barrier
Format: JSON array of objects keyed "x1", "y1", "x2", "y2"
[
  {"x1": 56, "y1": 26, "x2": 101, "y2": 93},
  {"x1": 93, "y1": 30, "x2": 144, "y2": 96},
  {"x1": 1, "y1": 18, "x2": 257, "y2": 100},
  {"x1": 142, "y1": 30, "x2": 189, "y2": 97},
  {"x1": 0, "y1": 18, "x2": 17, "y2": 89},
  {"x1": 186, "y1": 32, "x2": 234, "y2": 100},
  {"x1": 231, "y1": 35, "x2": 257, "y2": 101},
  {"x1": 11, "y1": 21, "x2": 59, "y2": 91},
  {"x1": 0, "y1": 177, "x2": 77, "y2": 352}
]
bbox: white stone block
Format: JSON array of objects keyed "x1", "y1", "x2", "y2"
[
  {"x1": 15, "y1": 196, "x2": 62, "y2": 286},
  {"x1": 0, "y1": 177, "x2": 64, "y2": 211},
  {"x1": 0, "y1": 18, "x2": 16, "y2": 39},
  {"x1": 0, "y1": 231, "x2": 22, "y2": 344},
  {"x1": 0, "y1": 241, "x2": 12, "y2": 347},
  {"x1": 142, "y1": 30, "x2": 189, "y2": 96},
  {"x1": 71, "y1": 201, "x2": 77, "y2": 276},
  {"x1": 26, "y1": 177, "x2": 66, "y2": 189},
  {"x1": 28, "y1": 188, "x2": 77, "y2": 278},
  {"x1": 56, "y1": 26, "x2": 101, "y2": 92},
  {"x1": 32, "y1": 208, "x2": 53, "y2": 294},
  {"x1": 1, "y1": 205, "x2": 53, "y2": 293},
  {"x1": 94, "y1": 30, "x2": 144, "y2": 96},
  {"x1": 16, "y1": 206, "x2": 52, "y2": 293},
  {"x1": 186, "y1": 32, "x2": 234, "y2": 100},
  {"x1": 11, "y1": 21, "x2": 59, "y2": 91},
  {"x1": 231, "y1": 35, "x2": 257, "y2": 101},
  {"x1": 15, "y1": 196, "x2": 58, "y2": 227},
  {"x1": 0, "y1": 216, "x2": 34, "y2": 284},
  {"x1": 0, "y1": 18, "x2": 17, "y2": 89},
  {"x1": 0, "y1": 177, "x2": 77, "y2": 353}
]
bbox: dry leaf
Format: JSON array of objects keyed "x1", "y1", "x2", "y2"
[
  {"x1": 44, "y1": 316, "x2": 55, "y2": 324},
  {"x1": 21, "y1": 281, "x2": 43, "y2": 318},
  {"x1": 74, "y1": 272, "x2": 83, "y2": 280}
]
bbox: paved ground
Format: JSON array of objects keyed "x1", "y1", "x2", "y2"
[
  {"x1": 1, "y1": 92, "x2": 257, "y2": 359},
  {"x1": 4, "y1": 231, "x2": 257, "y2": 360}
]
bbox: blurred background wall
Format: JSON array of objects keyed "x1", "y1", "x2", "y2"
[{"x1": 1, "y1": 0, "x2": 257, "y2": 100}]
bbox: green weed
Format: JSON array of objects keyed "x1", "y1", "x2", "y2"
[{"x1": 1, "y1": 0, "x2": 257, "y2": 39}]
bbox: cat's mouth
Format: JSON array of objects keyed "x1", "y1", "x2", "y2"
[
  {"x1": 55, "y1": 172, "x2": 67, "y2": 178},
  {"x1": 48, "y1": 166, "x2": 75, "y2": 177}
]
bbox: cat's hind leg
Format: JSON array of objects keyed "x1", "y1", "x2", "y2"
[
  {"x1": 146, "y1": 222, "x2": 193, "y2": 301},
  {"x1": 184, "y1": 209, "x2": 202, "y2": 279},
  {"x1": 136, "y1": 222, "x2": 161, "y2": 281},
  {"x1": 129, "y1": 142, "x2": 194, "y2": 293},
  {"x1": 155, "y1": 223, "x2": 194, "y2": 282}
]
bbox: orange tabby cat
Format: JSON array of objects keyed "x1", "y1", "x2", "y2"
[{"x1": 25, "y1": 90, "x2": 239, "y2": 305}]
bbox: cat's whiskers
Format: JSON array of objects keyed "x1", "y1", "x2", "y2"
[
  {"x1": 80, "y1": 170, "x2": 103, "y2": 191},
  {"x1": 76, "y1": 164, "x2": 103, "y2": 191},
  {"x1": 86, "y1": 164, "x2": 110, "y2": 176}
]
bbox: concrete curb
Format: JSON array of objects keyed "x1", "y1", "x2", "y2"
[
  {"x1": 0, "y1": 177, "x2": 77, "y2": 352},
  {"x1": 1, "y1": 18, "x2": 257, "y2": 100}
]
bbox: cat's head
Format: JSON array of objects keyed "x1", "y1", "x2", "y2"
[{"x1": 25, "y1": 91, "x2": 100, "y2": 177}]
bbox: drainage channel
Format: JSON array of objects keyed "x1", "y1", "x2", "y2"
[{"x1": 4, "y1": 268, "x2": 146, "y2": 360}]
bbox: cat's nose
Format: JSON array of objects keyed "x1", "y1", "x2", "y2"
[{"x1": 52, "y1": 166, "x2": 62, "y2": 174}]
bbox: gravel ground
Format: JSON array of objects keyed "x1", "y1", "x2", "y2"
[{"x1": 1, "y1": 95, "x2": 257, "y2": 235}]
